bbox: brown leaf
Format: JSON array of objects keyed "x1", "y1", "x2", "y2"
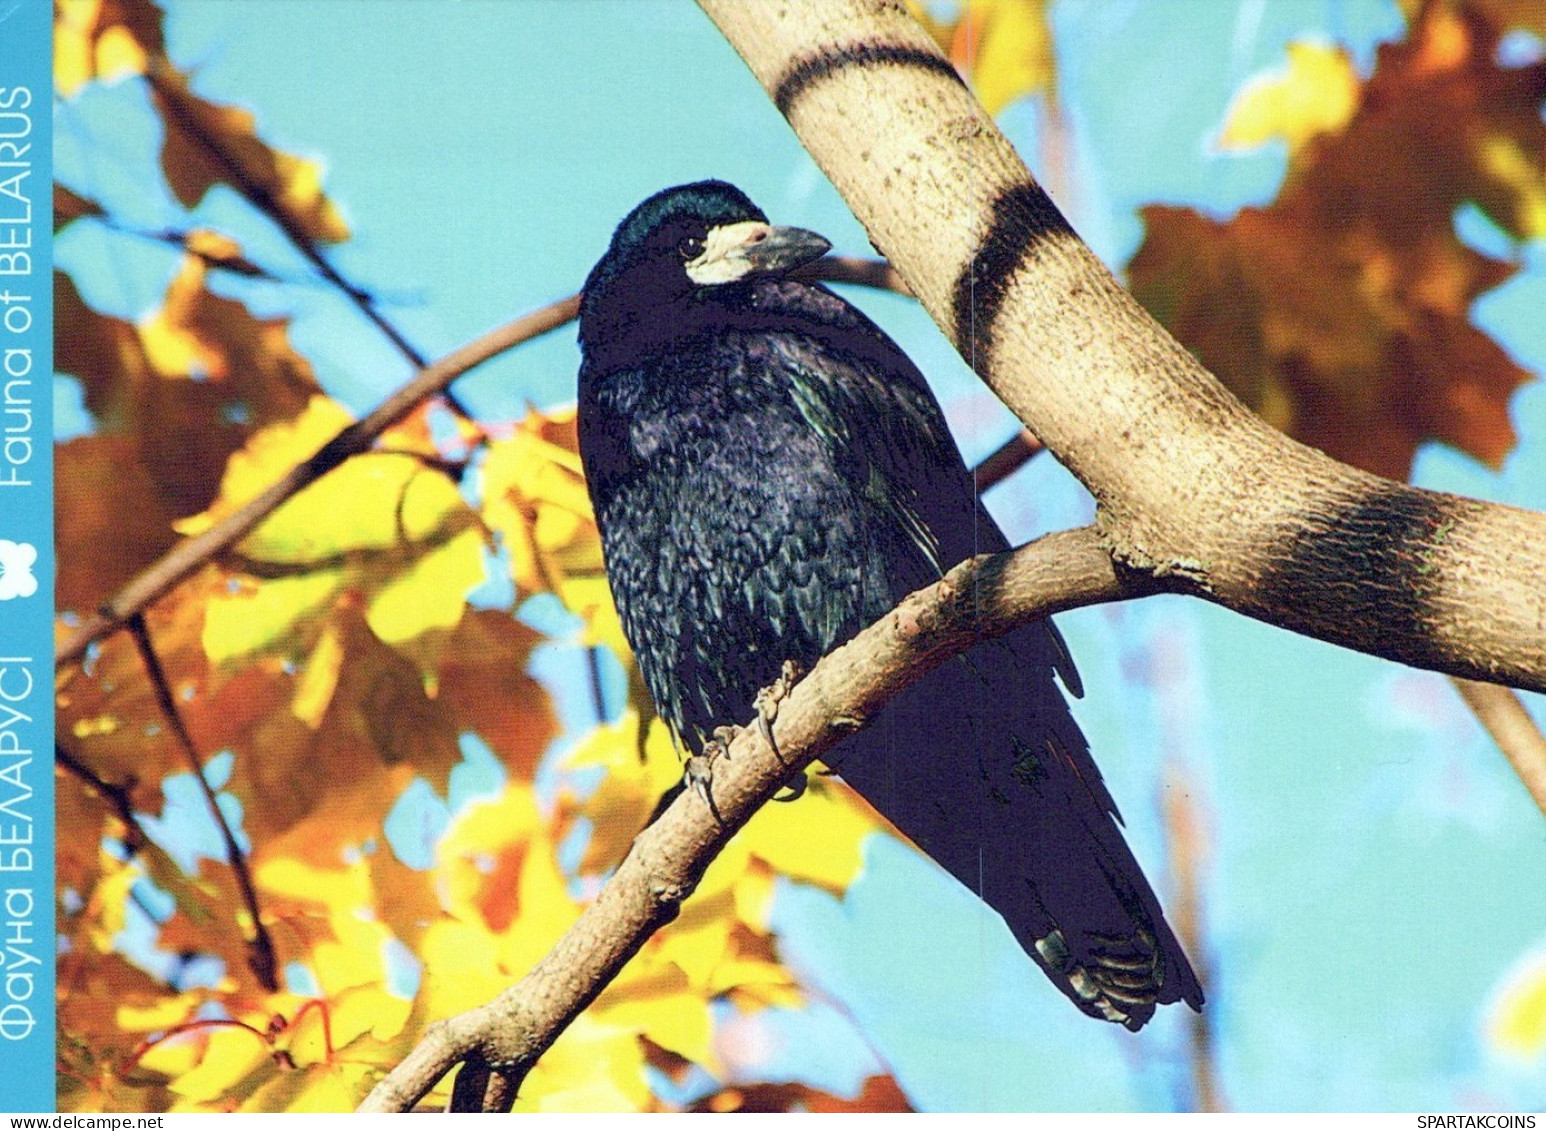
[
  {"x1": 55, "y1": 183, "x2": 105, "y2": 231},
  {"x1": 432, "y1": 610, "x2": 557, "y2": 783},
  {"x1": 693, "y1": 1075, "x2": 913, "y2": 1113},
  {"x1": 148, "y1": 66, "x2": 350, "y2": 245},
  {"x1": 911, "y1": 0, "x2": 1056, "y2": 116},
  {"x1": 1129, "y1": 0, "x2": 1540, "y2": 479},
  {"x1": 54, "y1": 0, "x2": 167, "y2": 97}
]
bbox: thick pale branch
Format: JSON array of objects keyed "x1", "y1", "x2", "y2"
[
  {"x1": 358, "y1": 526, "x2": 1156, "y2": 1112},
  {"x1": 697, "y1": 0, "x2": 1546, "y2": 694}
]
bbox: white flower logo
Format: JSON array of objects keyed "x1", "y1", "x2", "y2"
[{"x1": 0, "y1": 540, "x2": 38, "y2": 600}]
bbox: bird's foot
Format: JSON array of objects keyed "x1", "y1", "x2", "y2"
[
  {"x1": 753, "y1": 659, "x2": 804, "y2": 764},
  {"x1": 686, "y1": 726, "x2": 740, "y2": 826},
  {"x1": 772, "y1": 773, "x2": 807, "y2": 803}
]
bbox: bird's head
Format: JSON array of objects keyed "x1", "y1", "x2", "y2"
[{"x1": 579, "y1": 181, "x2": 831, "y2": 365}]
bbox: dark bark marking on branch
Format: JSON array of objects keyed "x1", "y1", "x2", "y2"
[
  {"x1": 773, "y1": 43, "x2": 963, "y2": 116},
  {"x1": 952, "y1": 182, "x2": 1072, "y2": 371},
  {"x1": 1254, "y1": 484, "x2": 1455, "y2": 662}
]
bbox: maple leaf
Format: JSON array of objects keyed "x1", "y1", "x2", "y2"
[
  {"x1": 1129, "y1": 0, "x2": 1541, "y2": 480},
  {"x1": 480, "y1": 406, "x2": 629, "y2": 657}
]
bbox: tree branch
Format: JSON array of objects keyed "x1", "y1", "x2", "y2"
[
  {"x1": 1451, "y1": 678, "x2": 1546, "y2": 818},
  {"x1": 125, "y1": 613, "x2": 279, "y2": 993},
  {"x1": 697, "y1": 0, "x2": 1546, "y2": 695},
  {"x1": 54, "y1": 741, "x2": 150, "y2": 855},
  {"x1": 358, "y1": 525, "x2": 1159, "y2": 1112},
  {"x1": 144, "y1": 58, "x2": 477, "y2": 420}
]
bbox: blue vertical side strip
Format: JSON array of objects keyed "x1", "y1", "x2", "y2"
[{"x1": 0, "y1": 0, "x2": 54, "y2": 1114}]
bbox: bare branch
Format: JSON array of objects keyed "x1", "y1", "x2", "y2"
[
  {"x1": 1451, "y1": 678, "x2": 1546, "y2": 818},
  {"x1": 358, "y1": 526, "x2": 1157, "y2": 1112}
]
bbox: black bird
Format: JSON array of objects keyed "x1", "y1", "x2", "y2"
[{"x1": 576, "y1": 180, "x2": 1203, "y2": 1030}]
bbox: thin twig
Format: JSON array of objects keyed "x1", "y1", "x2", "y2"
[
  {"x1": 1451, "y1": 678, "x2": 1546, "y2": 818},
  {"x1": 124, "y1": 613, "x2": 280, "y2": 993},
  {"x1": 1161, "y1": 763, "x2": 1226, "y2": 1113},
  {"x1": 973, "y1": 429, "x2": 1044, "y2": 493},
  {"x1": 54, "y1": 741, "x2": 150, "y2": 854}
]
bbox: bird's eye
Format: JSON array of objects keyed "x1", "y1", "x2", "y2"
[{"x1": 677, "y1": 235, "x2": 705, "y2": 260}]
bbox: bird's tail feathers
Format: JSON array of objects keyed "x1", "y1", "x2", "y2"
[{"x1": 827, "y1": 630, "x2": 1202, "y2": 1030}]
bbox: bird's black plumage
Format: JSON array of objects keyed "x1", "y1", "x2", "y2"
[{"x1": 577, "y1": 180, "x2": 1203, "y2": 1030}]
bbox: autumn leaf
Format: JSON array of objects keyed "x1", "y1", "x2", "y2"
[
  {"x1": 480, "y1": 406, "x2": 629, "y2": 656},
  {"x1": 1129, "y1": 0, "x2": 1541, "y2": 480},
  {"x1": 54, "y1": 183, "x2": 106, "y2": 230},
  {"x1": 692, "y1": 1074, "x2": 913, "y2": 1113},
  {"x1": 1218, "y1": 41, "x2": 1361, "y2": 153},
  {"x1": 912, "y1": 0, "x2": 1056, "y2": 115},
  {"x1": 54, "y1": 260, "x2": 321, "y2": 612},
  {"x1": 54, "y1": 0, "x2": 166, "y2": 97},
  {"x1": 148, "y1": 65, "x2": 350, "y2": 245},
  {"x1": 1487, "y1": 948, "x2": 1546, "y2": 1060},
  {"x1": 186, "y1": 397, "x2": 485, "y2": 658}
]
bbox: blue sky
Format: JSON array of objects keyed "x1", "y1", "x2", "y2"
[{"x1": 53, "y1": 0, "x2": 1546, "y2": 1112}]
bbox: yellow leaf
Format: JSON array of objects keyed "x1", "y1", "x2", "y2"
[
  {"x1": 188, "y1": 399, "x2": 483, "y2": 657},
  {"x1": 731, "y1": 861, "x2": 776, "y2": 932},
  {"x1": 514, "y1": 1015, "x2": 651, "y2": 1113},
  {"x1": 1479, "y1": 134, "x2": 1546, "y2": 239},
  {"x1": 54, "y1": 0, "x2": 163, "y2": 98},
  {"x1": 912, "y1": 0, "x2": 1055, "y2": 116},
  {"x1": 596, "y1": 963, "x2": 714, "y2": 1068},
  {"x1": 1220, "y1": 41, "x2": 1361, "y2": 152},
  {"x1": 564, "y1": 713, "x2": 683, "y2": 872},
  {"x1": 292, "y1": 622, "x2": 344, "y2": 728},
  {"x1": 365, "y1": 524, "x2": 482, "y2": 644},
  {"x1": 734, "y1": 775, "x2": 878, "y2": 894},
  {"x1": 1489, "y1": 950, "x2": 1546, "y2": 1060},
  {"x1": 481, "y1": 407, "x2": 603, "y2": 597},
  {"x1": 961, "y1": 0, "x2": 1055, "y2": 117},
  {"x1": 241, "y1": 1061, "x2": 369, "y2": 1114},
  {"x1": 330, "y1": 984, "x2": 413, "y2": 1049},
  {"x1": 166, "y1": 1025, "x2": 272, "y2": 1104},
  {"x1": 176, "y1": 396, "x2": 353, "y2": 535},
  {"x1": 202, "y1": 569, "x2": 342, "y2": 665},
  {"x1": 116, "y1": 994, "x2": 200, "y2": 1035}
]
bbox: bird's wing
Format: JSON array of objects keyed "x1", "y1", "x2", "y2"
[{"x1": 757, "y1": 284, "x2": 1085, "y2": 695}]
